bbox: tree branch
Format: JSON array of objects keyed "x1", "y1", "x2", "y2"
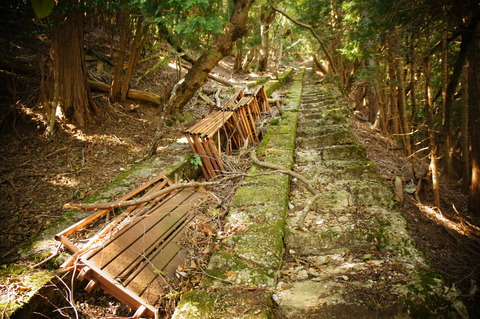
[
  {"x1": 64, "y1": 180, "x2": 219, "y2": 210},
  {"x1": 268, "y1": 1, "x2": 338, "y2": 77},
  {"x1": 250, "y1": 151, "x2": 318, "y2": 195}
]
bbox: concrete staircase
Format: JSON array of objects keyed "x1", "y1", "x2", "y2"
[
  {"x1": 275, "y1": 70, "x2": 466, "y2": 318},
  {"x1": 172, "y1": 69, "x2": 467, "y2": 318}
]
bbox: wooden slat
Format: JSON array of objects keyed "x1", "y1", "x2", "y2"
[
  {"x1": 81, "y1": 259, "x2": 157, "y2": 318},
  {"x1": 86, "y1": 190, "x2": 195, "y2": 270}
]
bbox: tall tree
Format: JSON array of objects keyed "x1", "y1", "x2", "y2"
[
  {"x1": 148, "y1": 0, "x2": 255, "y2": 156},
  {"x1": 50, "y1": 0, "x2": 101, "y2": 127},
  {"x1": 258, "y1": 1, "x2": 279, "y2": 72},
  {"x1": 467, "y1": 21, "x2": 480, "y2": 214}
]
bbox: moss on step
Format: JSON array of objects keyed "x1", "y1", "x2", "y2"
[
  {"x1": 172, "y1": 69, "x2": 305, "y2": 318},
  {"x1": 173, "y1": 288, "x2": 274, "y2": 319},
  {"x1": 298, "y1": 129, "x2": 357, "y2": 148},
  {"x1": 348, "y1": 181, "x2": 394, "y2": 208},
  {"x1": 321, "y1": 144, "x2": 367, "y2": 161},
  {"x1": 0, "y1": 265, "x2": 55, "y2": 318},
  {"x1": 264, "y1": 68, "x2": 293, "y2": 97}
]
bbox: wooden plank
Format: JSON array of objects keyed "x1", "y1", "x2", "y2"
[
  {"x1": 56, "y1": 173, "x2": 169, "y2": 242},
  {"x1": 185, "y1": 134, "x2": 209, "y2": 178},
  {"x1": 81, "y1": 259, "x2": 157, "y2": 318},
  {"x1": 125, "y1": 213, "x2": 195, "y2": 299},
  {"x1": 86, "y1": 189, "x2": 195, "y2": 269},
  {"x1": 192, "y1": 135, "x2": 215, "y2": 179}
]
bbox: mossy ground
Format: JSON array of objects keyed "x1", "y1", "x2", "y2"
[{"x1": 172, "y1": 69, "x2": 304, "y2": 318}]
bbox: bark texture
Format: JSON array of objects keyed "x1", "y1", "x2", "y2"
[
  {"x1": 50, "y1": 0, "x2": 100, "y2": 127},
  {"x1": 168, "y1": 0, "x2": 254, "y2": 116},
  {"x1": 468, "y1": 22, "x2": 480, "y2": 214}
]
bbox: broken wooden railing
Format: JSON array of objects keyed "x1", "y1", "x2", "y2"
[
  {"x1": 184, "y1": 87, "x2": 270, "y2": 179},
  {"x1": 56, "y1": 173, "x2": 207, "y2": 318}
]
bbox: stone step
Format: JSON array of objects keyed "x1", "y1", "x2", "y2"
[{"x1": 275, "y1": 69, "x2": 467, "y2": 319}]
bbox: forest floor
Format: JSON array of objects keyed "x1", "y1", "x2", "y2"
[
  {"x1": 352, "y1": 119, "x2": 480, "y2": 317},
  {"x1": 1, "y1": 24, "x2": 479, "y2": 317}
]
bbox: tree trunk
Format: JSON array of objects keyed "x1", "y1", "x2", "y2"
[
  {"x1": 51, "y1": 0, "x2": 100, "y2": 127},
  {"x1": 425, "y1": 62, "x2": 440, "y2": 208},
  {"x1": 120, "y1": 18, "x2": 149, "y2": 102},
  {"x1": 461, "y1": 64, "x2": 470, "y2": 193},
  {"x1": 258, "y1": 3, "x2": 277, "y2": 72},
  {"x1": 110, "y1": 11, "x2": 127, "y2": 102},
  {"x1": 441, "y1": 29, "x2": 453, "y2": 178},
  {"x1": 233, "y1": 40, "x2": 243, "y2": 72},
  {"x1": 391, "y1": 30, "x2": 412, "y2": 155},
  {"x1": 88, "y1": 79, "x2": 162, "y2": 105},
  {"x1": 147, "y1": 0, "x2": 255, "y2": 157},
  {"x1": 468, "y1": 22, "x2": 480, "y2": 214}
]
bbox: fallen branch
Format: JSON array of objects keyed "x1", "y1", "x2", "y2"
[
  {"x1": 136, "y1": 56, "x2": 168, "y2": 84},
  {"x1": 296, "y1": 194, "x2": 321, "y2": 227},
  {"x1": 88, "y1": 79, "x2": 162, "y2": 105},
  {"x1": 250, "y1": 151, "x2": 321, "y2": 227},
  {"x1": 268, "y1": 1, "x2": 337, "y2": 77},
  {"x1": 198, "y1": 90, "x2": 215, "y2": 106},
  {"x1": 64, "y1": 180, "x2": 219, "y2": 210},
  {"x1": 214, "y1": 88, "x2": 222, "y2": 107},
  {"x1": 250, "y1": 151, "x2": 318, "y2": 195},
  {"x1": 181, "y1": 63, "x2": 234, "y2": 87}
]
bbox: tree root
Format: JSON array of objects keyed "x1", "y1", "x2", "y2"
[{"x1": 249, "y1": 151, "x2": 320, "y2": 227}]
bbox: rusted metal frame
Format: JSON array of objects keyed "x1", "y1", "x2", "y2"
[
  {"x1": 239, "y1": 106, "x2": 257, "y2": 142},
  {"x1": 205, "y1": 112, "x2": 233, "y2": 139},
  {"x1": 244, "y1": 102, "x2": 260, "y2": 142},
  {"x1": 184, "y1": 111, "x2": 220, "y2": 135},
  {"x1": 80, "y1": 259, "x2": 157, "y2": 318},
  {"x1": 192, "y1": 135, "x2": 215, "y2": 179},
  {"x1": 196, "y1": 113, "x2": 221, "y2": 137},
  {"x1": 185, "y1": 134, "x2": 209, "y2": 178},
  {"x1": 223, "y1": 120, "x2": 240, "y2": 151},
  {"x1": 56, "y1": 173, "x2": 169, "y2": 251},
  {"x1": 206, "y1": 111, "x2": 233, "y2": 139},
  {"x1": 220, "y1": 89, "x2": 243, "y2": 110},
  {"x1": 249, "y1": 97, "x2": 261, "y2": 119},
  {"x1": 229, "y1": 111, "x2": 246, "y2": 144},
  {"x1": 220, "y1": 115, "x2": 241, "y2": 151}
]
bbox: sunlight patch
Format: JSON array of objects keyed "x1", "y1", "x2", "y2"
[{"x1": 417, "y1": 203, "x2": 480, "y2": 239}]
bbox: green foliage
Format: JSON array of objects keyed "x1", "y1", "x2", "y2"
[
  {"x1": 30, "y1": 0, "x2": 55, "y2": 19},
  {"x1": 138, "y1": 0, "x2": 227, "y2": 51},
  {"x1": 189, "y1": 154, "x2": 203, "y2": 170}
]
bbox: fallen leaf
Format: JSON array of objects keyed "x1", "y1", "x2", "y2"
[{"x1": 224, "y1": 271, "x2": 236, "y2": 277}]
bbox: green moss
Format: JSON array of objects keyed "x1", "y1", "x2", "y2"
[
  {"x1": 321, "y1": 144, "x2": 367, "y2": 161},
  {"x1": 0, "y1": 265, "x2": 54, "y2": 317},
  {"x1": 349, "y1": 181, "x2": 394, "y2": 208},
  {"x1": 403, "y1": 268, "x2": 458, "y2": 317},
  {"x1": 173, "y1": 288, "x2": 274, "y2": 319},
  {"x1": 269, "y1": 118, "x2": 280, "y2": 125},
  {"x1": 232, "y1": 185, "x2": 288, "y2": 207},
  {"x1": 247, "y1": 77, "x2": 270, "y2": 88}
]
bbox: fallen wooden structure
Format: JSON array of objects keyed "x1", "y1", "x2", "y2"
[
  {"x1": 56, "y1": 174, "x2": 207, "y2": 318},
  {"x1": 184, "y1": 87, "x2": 270, "y2": 179}
]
